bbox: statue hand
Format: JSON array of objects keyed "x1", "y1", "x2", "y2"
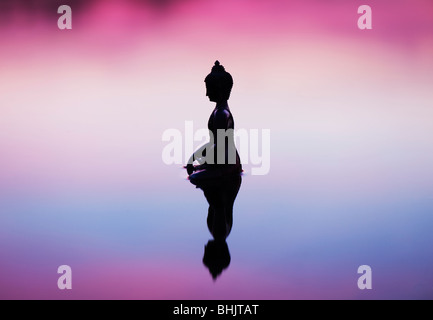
[{"x1": 186, "y1": 164, "x2": 194, "y2": 175}]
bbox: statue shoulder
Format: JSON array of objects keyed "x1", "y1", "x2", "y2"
[{"x1": 212, "y1": 108, "x2": 231, "y2": 130}]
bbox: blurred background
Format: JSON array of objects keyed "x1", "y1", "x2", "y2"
[{"x1": 0, "y1": 0, "x2": 432, "y2": 299}]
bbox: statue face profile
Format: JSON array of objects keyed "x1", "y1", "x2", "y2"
[
  {"x1": 205, "y1": 84, "x2": 222, "y2": 103},
  {"x1": 205, "y1": 61, "x2": 233, "y2": 103}
]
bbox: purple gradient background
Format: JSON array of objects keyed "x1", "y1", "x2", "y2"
[{"x1": 1, "y1": 0, "x2": 433, "y2": 299}]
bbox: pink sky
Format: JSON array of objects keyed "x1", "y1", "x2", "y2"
[{"x1": 0, "y1": 0, "x2": 432, "y2": 195}]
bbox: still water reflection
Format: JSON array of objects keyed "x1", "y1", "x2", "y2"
[{"x1": 190, "y1": 174, "x2": 242, "y2": 280}]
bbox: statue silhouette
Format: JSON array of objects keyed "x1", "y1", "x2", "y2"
[
  {"x1": 186, "y1": 60, "x2": 242, "y2": 181},
  {"x1": 186, "y1": 61, "x2": 243, "y2": 280}
]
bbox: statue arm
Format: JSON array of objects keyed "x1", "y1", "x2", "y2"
[
  {"x1": 186, "y1": 109, "x2": 229, "y2": 174},
  {"x1": 186, "y1": 142, "x2": 213, "y2": 174}
]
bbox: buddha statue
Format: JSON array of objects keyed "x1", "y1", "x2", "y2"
[{"x1": 186, "y1": 61, "x2": 242, "y2": 182}]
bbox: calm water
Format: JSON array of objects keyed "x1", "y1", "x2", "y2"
[{"x1": 1, "y1": 131, "x2": 433, "y2": 300}]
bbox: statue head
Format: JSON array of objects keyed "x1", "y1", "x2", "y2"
[
  {"x1": 203, "y1": 239, "x2": 231, "y2": 280},
  {"x1": 205, "y1": 61, "x2": 233, "y2": 103}
]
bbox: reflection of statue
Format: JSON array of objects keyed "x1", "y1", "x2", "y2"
[
  {"x1": 186, "y1": 61, "x2": 242, "y2": 181},
  {"x1": 191, "y1": 175, "x2": 242, "y2": 280}
]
